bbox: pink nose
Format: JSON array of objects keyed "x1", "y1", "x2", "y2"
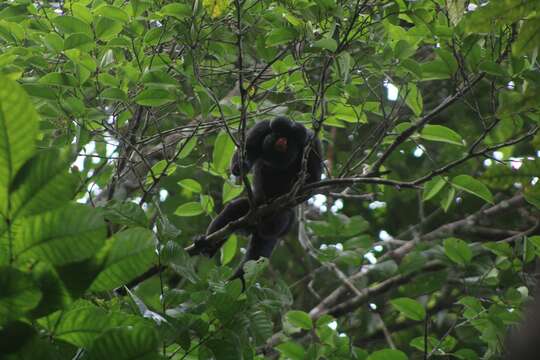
[{"x1": 274, "y1": 137, "x2": 288, "y2": 152}]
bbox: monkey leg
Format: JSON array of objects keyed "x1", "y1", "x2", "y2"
[
  {"x1": 191, "y1": 198, "x2": 250, "y2": 257},
  {"x1": 231, "y1": 209, "x2": 295, "y2": 281},
  {"x1": 256, "y1": 209, "x2": 295, "y2": 239}
]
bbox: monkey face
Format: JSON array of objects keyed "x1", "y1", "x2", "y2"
[{"x1": 261, "y1": 132, "x2": 302, "y2": 169}]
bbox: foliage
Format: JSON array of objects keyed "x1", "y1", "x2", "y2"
[{"x1": 0, "y1": 0, "x2": 539, "y2": 359}]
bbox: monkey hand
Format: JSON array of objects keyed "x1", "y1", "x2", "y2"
[
  {"x1": 231, "y1": 158, "x2": 252, "y2": 177},
  {"x1": 190, "y1": 235, "x2": 218, "y2": 257}
]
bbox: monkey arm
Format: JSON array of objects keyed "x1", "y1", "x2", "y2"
[
  {"x1": 307, "y1": 135, "x2": 323, "y2": 183},
  {"x1": 231, "y1": 121, "x2": 271, "y2": 176},
  {"x1": 190, "y1": 198, "x2": 251, "y2": 257}
]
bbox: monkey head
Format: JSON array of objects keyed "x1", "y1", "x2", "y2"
[{"x1": 261, "y1": 117, "x2": 309, "y2": 169}]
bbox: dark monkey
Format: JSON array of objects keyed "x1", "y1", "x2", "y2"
[{"x1": 192, "y1": 117, "x2": 323, "y2": 279}]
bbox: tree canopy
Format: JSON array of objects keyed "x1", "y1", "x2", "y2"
[{"x1": 0, "y1": 0, "x2": 539, "y2": 359}]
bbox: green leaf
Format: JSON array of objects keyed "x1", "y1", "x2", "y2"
[
  {"x1": 161, "y1": 241, "x2": 199, "y2": 284},
  {"x1": 266, "y1": 28, "x2": 296, "y2": 47},
  {"x1": 86, "y1": 326, "x2": 159, "y2": 360},
  {"x1": 43, "y1": 33, "x2": 64, "y2": 53},
  {"x1": 222, "y1": 180, "x2": 243, "y2": 203},
  {"x1": 0, "y1": 75, "x2": 38, "y2": 214},
  {"x1": 13, "y1": 204, "x2": 107, "y2": 265},
  {"x1": 160, "y1": 3, "x2": 192, "y2": 19},
  {"x1": 513, "y1": 18, "x2": 540, "y2": 55},
  {"x1": 286, "y1": 310, "x2": 313, "y2": 330},
  {"x1": 174, "y1": 202, "x2": 204, "y2": 217},
  {"x1": 90, "y1": 228, "x2": 155, "y2": 291},
  {"x1": 93, "y1": 5, "x2": 129, "y2": 23},
  {"x1": 312, "y1": 38, "x2": 337, "y2": 52},
  {"x1": 178, "y1": 137, "x2": 197, "y2": 159},
  {"x1": 0, "y1": 266, "x2": 41, "y2": 325},
  {"x1": 200, "y1": 194, "x2": 215, "y2": 214},
  {"x1": 178, "y1": 179, "x2": 202, "y2": 193},
  {"x1": 394, "y1": 40, "x2": 416, "y2": 59},
  {"x1": 277, "y1": 341, "x2": 305, "y2": 360},
  {"x1": 420, "y1": 125, "x2": 464, "y2": 146},
  {"x1": 423, "y1": 176, "x2": 446, "y2": 201},
  {"x1": 100, "y1": 88, "x2": 127, "y2": 101},
  {"x1": 220, "y1": 234, "x2": 237, "y2": 266},
  {"x1": 404, "y1": 83, "x2": 423, "y2": 116},
  {"x1": 524, "y1": 186, "x2": 540, "y2": 209},
  {"x1": 134, "y1": 89, "x2": 175, "y2": 106},
  {"x1": 452, "y1": 175, "x2": 494, "y2": 203},
  {"x1": 420, "y1": 60, "x2": 452, "y2": 80},
  {"x1": 142, "y1": 70, "x2": 178, "y2": 89},
  {"x1": 479, "y1": 61, "x2": 508, "y2": 77},
  {"x1": 95, "y1": 18, "x2": 123, "y2": 41},
  {"x1": 443, "y1": 237, "x2": 473, "y2": 265},
  {"x1": 101, "y1": 201, "x2": 148, "y2": 228},
  {"x1": 435, "y1": 48, "x2": 458, "y2": 75},
  {"x1": 367, "y1": 349, "x2": 408, "y2": 360},
  {"x1": 390, "y1": 297, "x2": 425, "y2": 321},
  {"x1": 202, "y1": 0, "x2": 230, "y2": 18},
  {"x1": 52, "y1": 16, "x2": 92, "y2": 36},
  {"x1": 10, "y1": 149, "x2": 77, "y2": 219},
  {"x1": 463, "y1": 0, "x2": 537, "y2": 34},
  {"x1": 250, "y1": 309, "x2": 273, "y2": 345},
  {"x1": 30, "y1": 262, "x2": 69, "y2": 318},
  {"x1": 213, "y1": 131, "x2": 235, "y2": 175},
  {"x1": 447, "y1": 0, "x2": 465, "y2": 25},
  {"x1": 410, "y1": 335, "x2": 457, "y2": 353},
  {"x1": 72, "y1": 3, "x2": 93, "y2": 23},
  {"x1": 207, "y1": 335, "x2": 242, "y2": 360},
  {"x1": 146, "y1": 159, "x2": 176, "y2": 184},
  {"x1": 64, "y1": 33, "x2": 94, "y2": 50},
  {"x1": 39, "y1": 73, "x2": 79, "y2": 87},
  {"x1": 41, "y1": 300, "x2": 142, "y2": 347},
  {"x1": 441, "y1": 187, "x2": 455, "y2": 212}
]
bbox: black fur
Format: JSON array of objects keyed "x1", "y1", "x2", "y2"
[{"x1": 196, "y1": 117, "x2": 323, "y2": 279}]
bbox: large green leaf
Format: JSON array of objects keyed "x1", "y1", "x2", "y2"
[
  {"x1": 444, "y1": 237, "x2": 473, "y2": 266},
  {"x1": 10, "y1": 149, "x2": 77, "y2": 219},
  {"x1": 134, "y1": 89, "x2": 175, "y2": 106},
  {"x1": 452, "y1": 175, "x2": 494, "y2": 204},
  {"x1": 93, "y1": 5, "x2": 129, "y2": 23},
  {"x1": 101, "y1": 201, "x2": 149, "y2": 228},
  {"x1": 0, "y1": 266, "x2": 41, "y2": 325},
  {"x1": 161, "y1": 241, "x2": 199, "y2": 284},
  {"x1": 463, "y1": 0, "x2": 539, "y2": 34},
  {"x1": 513, "y1": 18, "x2": 540, "y2": 55},
  {"x1": 390, "y1": 297, "x2": 426, "y2": 321},
  {"x1": 52, "y1": 15, "x2": 93, "y2": 36},
  {"x1": 160, "y1": 3, "x2": 192, "y2": 19},
  {"x1": 404, "y1": 83, "x2": 423, "y2": 116},
  {"x1": 213, "y1": 131, "x2": 235, "y2": 176},
  {"x1": 276, "y1": 341, "x2": 305, "y2": 360},
  {"x1": 13, "y1": 204, "x2": 106, "y2": 265},
  {"x1": 420, "y1": 125, "x2": 464, "y2": 146},
  {"x1": 0, "y1": 75, "x2": 38, "y2": 215},
  {"x1": 90, "y1": 228, "x2": 155, "y2": 291},
  {"x1": 422, "y1": 176, "x2": 446, "y2": 201},
  {"x1": 174, "y1": 201, "x2": 204, "y2": 217},
  {"x1": 367, "y1": 349, "x2": 408, "y2": 360},
  {"x1": 86, "y1": 326, "x2": 159, "y2": 360},
  {"x1": 40, "y1": 300, "x2": 144, "y2": 347},
  {"x1": 29, "y1": 262, "x2": 69, "y2": 318},
  {"x1": 220, "y1": 234, "x2": 237, "y2": 266},
  {"x1": 285, "y1": 310, "x2": 313, "y2": 330}
]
